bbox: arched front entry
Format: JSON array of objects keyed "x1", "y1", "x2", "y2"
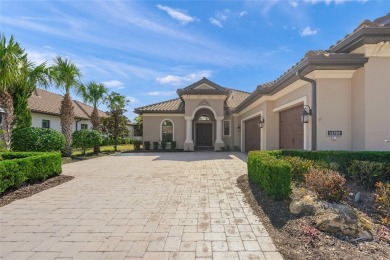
[{"x1": 193, "y1": 108, "x2": 215, "y2": 148}]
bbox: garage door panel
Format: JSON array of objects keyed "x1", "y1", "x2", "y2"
[
  {"x1": 245, "y1": 117, "x2": 261, "y2": 152},
  {"x1": 279, "y1": 105, "x2": 303, "y2": 150}
]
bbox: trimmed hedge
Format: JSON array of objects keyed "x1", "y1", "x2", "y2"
[
  {"x1": 0, "y1": 152, "x2": 62, "y2": 193},
  {"x1": 278, "y1": 150, "x2": 390, "y2": 173},
  {"x1": 11, "y1": 127, "x2": 65, "y2": 152},
  {"x1": 248, "y1": 151, "x2": 292, "y2": 200}
]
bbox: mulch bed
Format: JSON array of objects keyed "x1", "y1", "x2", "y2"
[
  {"x1": 0, "y1": 175, "x2": 74, "y2": 207},
  {"x1": 62, "y1": 152, "x2": 115, "y2": 164},
  {"x1": 236, "y1": 174, "x2": 390, "y2": 260}
]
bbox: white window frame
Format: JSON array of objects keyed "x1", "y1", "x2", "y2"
[
  {"x1": 42, "y1": 119, "x2": 50, "y2": 129},
  {"x1": 160, "y1": 119, "x2": 175, "y2": 142}
]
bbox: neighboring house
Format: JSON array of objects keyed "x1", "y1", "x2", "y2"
[
  {"x1": 135, "y1": 14, "x2": 390, "y2": 152},
  {"x1": 126, "y1": 120, "x2": 137, "y2": 139},
  {"x1": 28, "y1": 88, "x2": 107, "y2": 132}
]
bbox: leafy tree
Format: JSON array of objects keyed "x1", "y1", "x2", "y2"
[
  {"x1": 0, "y1": 34, "x2": 25, "y2": 150},
  {"x1": 135, "y1": 115, "x2": 143, "y2": 136},
  {"x1": 72, "y1": 129, "x2": 102, "y2": 156},
  {"x1": 77, "y1": 81, "x2": 107, "y2": 154},
  {"x1": 101, "y1": 92, "x2": 130, "y2": 152},
  {"x1": 50, "y1": 57, "x2": 81, "y2": 157}
]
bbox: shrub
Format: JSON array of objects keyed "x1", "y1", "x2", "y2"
[
  {"x1": 279, "y1": 150, "x2": 390, "y2": 173},
  {"x1": 0, "y1": 152, "x2": 62, "y2": 193},
  {"x1": 248, "y1": 151, "x2": 292, "y2": 200},
  {"x1": 171, "y1": 141, "x2": 176, "y2": 150},
  {"x1": 11, "y1": 127, "x2": 65, "y2": 152},
  {"x1": 144, "y1": 141, "x2": 150, "y2": 150},
  {"x1": 284, "y1": 156, "x2": 318, "y2": 184},
  {"x1": 233, "y1": 146, "x2": 241, "y2": 152},
  {"x1": 374, "y1": 182, "x2": 390, "y2": 225},
  {"x1": 225, "y1": 145, "x2": 231, "y2": 151},
  {"x1": 72, "y1": 130, "x2": 102, "y2": 155},
  {"x1": 153, "y1": 142, "x2": 158, "y2": 150},
  {"x1": 133, "y1": 140, "x2": 142, "y2": 150},
  {"x1": 161, "y1": 141, "x2": 167, "y2": 150},
  {"x1": 305, "y1": 168, "x2": 347, "y2": 203},
  {"x1": 348, "y1": 160, "x2": 389, "y2": 189}
]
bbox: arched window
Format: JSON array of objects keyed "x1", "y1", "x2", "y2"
[
  {"x1": 198, "y1": 115, "x2": 210, "y2": 121},
  {"x1": 161, "y1": 120, "x2": 173, "y2": 142}
]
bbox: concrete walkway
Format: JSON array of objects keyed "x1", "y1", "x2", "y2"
[{"x1": 0, "y1": 152, "x2": 283, "y2": 260}]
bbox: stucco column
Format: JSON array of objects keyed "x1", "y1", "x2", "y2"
[
  {"x1": 215, "y1": 117, "x2": 225, "y2": 151},
  {"x1": 184, "y1": 117, "x2": 194, "y2": 151}
]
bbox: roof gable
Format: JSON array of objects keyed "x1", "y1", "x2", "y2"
[{"x1": 177, "y1": 77, "x2": 230, "y2": 96}]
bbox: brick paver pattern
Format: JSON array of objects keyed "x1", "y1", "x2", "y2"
[{"x1": 0, "y1": 152, "x2": 283, "y2": 260}]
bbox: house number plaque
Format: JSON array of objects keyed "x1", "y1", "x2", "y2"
[{"x1": 327, "y1": 130, "x2": 342, "y2": 136}]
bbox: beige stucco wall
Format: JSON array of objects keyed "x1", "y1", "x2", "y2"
[
  {"x1": 31, "y1": 113, "x2": 92, "y2": 133},
  {"x1": 142, "y1": 115, "x2": 186, "y2": 149},
  {"x1": 351, "y1": 68, "x2": 366, "y2": 150},
  {"x1": 184, "y1": 98, "x2": 225, "y2": 118},
  {"x1": 364, "y1": 57, "x2": 390, "y2": 151},
  {"x1": 316, "y1": 78, "x2": 352, "y2": 150}
]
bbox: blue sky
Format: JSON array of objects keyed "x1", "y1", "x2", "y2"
[{"x1": 1, "y1": 0, "x2": 388, "y2": 120}]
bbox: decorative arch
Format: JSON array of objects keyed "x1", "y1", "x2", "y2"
[
  {"x1": 191, "y1": 105, "x2": 218, "y2": 120},
  {"x1": 160, "y1": 119, "x2": 174, "y2": 142}
]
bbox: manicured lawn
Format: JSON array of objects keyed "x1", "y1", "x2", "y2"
[{"x1": 72, "y1": 144, "x2": 134, "y2": 156}]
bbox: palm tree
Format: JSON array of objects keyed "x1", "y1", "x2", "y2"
[
  {"x1": 12, "y1": 58, "x2": 51, "y2": 130},
  {"x1": 51, "y1": 56, "x2": 81, "y2": 157},
  {"x1": 0, "y1": 34, "x2": 25, "y2": 150},
  {"x1": 78, "y1": 81, "x2": 107, "y2": 154}
]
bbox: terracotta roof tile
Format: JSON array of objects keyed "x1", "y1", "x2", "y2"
[
  {"x1": 134, "y1": 98, "x2": 185, "y2": 113},
  {"x1": 28, "y1": 89, "x2": 107, "y2": 119}
]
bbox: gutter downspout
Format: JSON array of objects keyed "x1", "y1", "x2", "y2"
[{"x1": 296, "y1": 71, "x2": 317, "y2": 151}]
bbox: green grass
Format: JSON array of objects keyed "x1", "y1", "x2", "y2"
[{"x1": 72, "y1": 144, "x2": 134, "y2": 156}]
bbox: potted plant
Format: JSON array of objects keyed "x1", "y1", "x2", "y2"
[
  {"x1": 153, "y1": 142, "x2": 158, "y2": 150},
  {"x1": 144, "y1": 141, "x2": 150, "y2": 150},
  {"x1": 171, "y1": 141, "x2": 176, "y2": 150},
  {"x1": 161, "y1": 141, "x2": 167, "y2": 150}
]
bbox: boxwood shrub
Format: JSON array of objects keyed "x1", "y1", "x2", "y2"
[
  {"x1": 248, "y1": 151, "x2": 292, "y2": 200},
  {"x1": 278, "y1": 150, "x2": 390, "y2": 173},
  {"x1": 0, "y1": 152, "x2": 62, "y2": 193},
  {"x1": 12, "y1": 127, "x2": 65, "y2": 152}
]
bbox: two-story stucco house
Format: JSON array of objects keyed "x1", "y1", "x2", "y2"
[{"x1": 135, "y1": 14, "x2": 390, "y2": 152}]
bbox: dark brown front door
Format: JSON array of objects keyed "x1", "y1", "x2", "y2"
[
  {"x1": 279, "y1": 105, "x2": 304, "y2": 149},
  {"x1": 245, "y1": 117, "x2": 261, "y2": 152},
  {"x1": 196, "y1": 123, "x2": 212, "y2": 147}
]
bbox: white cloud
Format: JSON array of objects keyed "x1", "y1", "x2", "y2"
[
  {"x1": 126, "y1": 96, "x2": 138, "y2": 103},
  {"x1": 239, "y1": 11, "x2": 248, "y2": 17},
  {"x1": 289, "y1": 0, "x2": 299, "y2": 7},
  {"x1": 157, "y1": 4, "x2": 196, "y2": 24},
  {"x1": 304, "y1": 0, "x2": 367, "y2": 5},
  {"x1": 300, "y1": 26, "x2": 318, "y2": 36},
  {"x1": 216, "y1": 9, "x2": 230, "y2": 21},
  {"x1": 209, "y1": 18, "x2": 223, "y2": 28},
  {"x1": 147, "y1": 91, "x2": 176, "y2": 96},
  {"x1": 101, "y1": 80, "x2": 125, "y2": 89},
  {"x1": 156, "y1": 70, "x2": 212, "y2": 86}
]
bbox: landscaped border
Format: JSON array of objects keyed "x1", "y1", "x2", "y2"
[{"x1": 0, "y1": 152, "x2": 62, "y2": 193}]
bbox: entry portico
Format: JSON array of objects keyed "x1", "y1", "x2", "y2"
[{"x1": 135, "y1": 77, "x2": 250, "y2": 151}]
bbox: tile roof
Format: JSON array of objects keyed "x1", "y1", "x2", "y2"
[
  {"x1": 134, "y1": 98, "x2": 185, "y2": 113},
  {"x1": 28, "y1": 88, "x2": 107, "y2": 119},
  {"x1": 177, "y1": 77, "x2": 230, "y2": 96},
  {"x1": 134, "y1": 89, "x2": 250, "y2": 114}
]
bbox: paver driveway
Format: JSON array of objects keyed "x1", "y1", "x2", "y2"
[{"x1": 0, "y1": 152, "x2": 283, "y2": 260}]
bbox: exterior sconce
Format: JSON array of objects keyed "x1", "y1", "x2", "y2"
[
  {"x1": 238, "y1": 125, "x2": 241, "y2": 131},
  {"x1": 301, "y1": 105, "x2": 311, "y2": 124},
  {"x1": 258, "y1": 115, "x2": 265, "y2": 128},
  {"x1": 0, "y1": 107, "x2": 4, "y2": 126}
]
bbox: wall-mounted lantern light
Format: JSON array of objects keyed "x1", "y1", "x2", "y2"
[
  {"x1": 238, "y1": 125, "x2": 241, "y2": 131},
  {"x1": 0, "y1": 107, "x2": 4, "y2": 126},
  {"x1": 258, "y1": 115, "x2": 265, "y2": 128},
  {"x1": 301, "y1": 105, "x2": 312, "y2": 124}
]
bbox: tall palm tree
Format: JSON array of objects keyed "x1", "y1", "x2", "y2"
[
  {"x1": 78, "y1": 81, "x2": 107, "y2": 154},
  {"x1": 0, "y1": 34, "x2": 25, "y2": 150},
  {"x1": 51, "y1": 56, "x2": 81, "y2": 157}
]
